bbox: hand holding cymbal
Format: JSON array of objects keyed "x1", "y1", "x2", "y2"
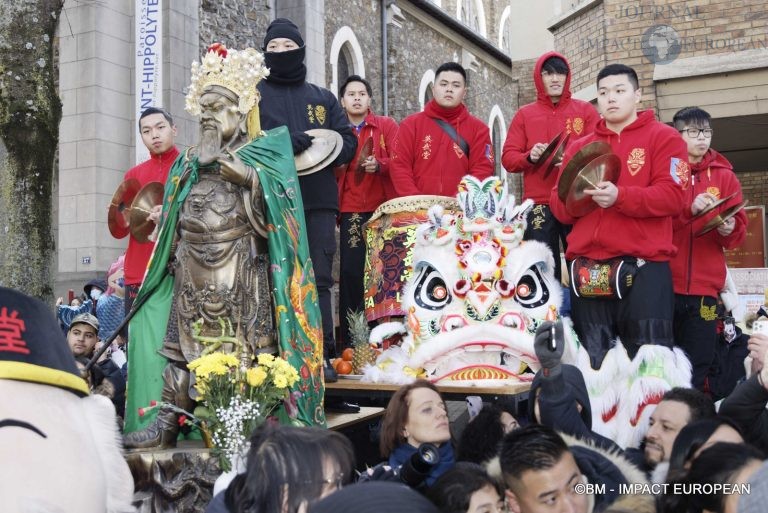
[{"x1": 584, "y1": 181, "x2": 618, "y2": 209}]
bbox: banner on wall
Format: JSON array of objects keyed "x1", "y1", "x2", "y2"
[
  {"x1": 135, "y1": 0, "x2": 163, "y2": 164},
  {"x1": 726, "y1": 206, "x2": 766, "y2": 268}
]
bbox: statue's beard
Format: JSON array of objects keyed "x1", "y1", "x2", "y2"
[{"x1": 198, "y1": 126, "x2": 222, "y2": 166}]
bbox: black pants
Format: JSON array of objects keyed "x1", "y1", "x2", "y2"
[
  {"x1": 525, "y1": 204, "x2": 570, "y2": 282},
  {"x1": 305, "y1": 209, "x2": 337, "y2": 359},
  {"x1": 339, "y1": 212, "x2": 373, "y2": 346},
  {"x1": 674, "y1": 294, "x2": 718, "y2": 391},
  {"x1": 570, "y1": 260, "x2": 675, "y2": 370}
]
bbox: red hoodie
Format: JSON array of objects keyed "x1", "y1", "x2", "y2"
[
  {"x1": 336, "y1": 111, "x2": 399, "y2": 212},
  {"x1": 390, "y1": 100, "x2": 493, "y2": 197},
  {"x1": 502, "y1": 52, "x2": 600, "y2": 203},
  {"x1": 671, "y1": 149, "x2": 746, "y2": 296},
  {"x1": 122, "y1": 146, "x2": 179, "y2": 285},
  {"x1": 549, "y1": 110, "x2": 688, "y2": 261}
]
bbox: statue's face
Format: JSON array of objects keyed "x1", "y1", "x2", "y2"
[{"x1": 199, "y1": 91, "x2": 242, "y2": 142}]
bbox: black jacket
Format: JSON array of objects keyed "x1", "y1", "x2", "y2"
[
  {"x1": 258, "y1": 80, "x2": 356, "y2": 211},
  {"x1": 528, "y1": 364, "x2": 623, "y2": 453},
  {"x1": 718, "y1": 374, "x2": 768, "y2": 454},
  {"x1": 94, "y1": 357, "x2": 126, "y2": 418},
  {"x1": 708, "y1": 327, "x2": 749, "y2": 401}
]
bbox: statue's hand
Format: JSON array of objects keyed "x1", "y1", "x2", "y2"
[{"x1": 218, "y1": 151, "x2": 255, "y2": 187}]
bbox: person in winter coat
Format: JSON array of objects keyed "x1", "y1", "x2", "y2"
[
  {"x1": 257, "y1": 18, "x2": 356, "y2": 380},
  {"x1": 498, "y1": 424, "x2": 653, "y2": 513},
  {"x1": 502, "y1": 52, "x2": 599, "y2": 281},
  {"x1": 335, "y1": 75, "x2": 398, "y2": 345},
  {"x1": 390, "y1": 62, "x2": 493, "y2": 197},
  {"x1": 719, "y1": 332, "x2": 768, "y2": 454},
  {"x1": 670, "y1": 106, "x2": 747, "y2": 391},
  {"x1": 549, "y1": 63, "x2": 689, "y2": 370},
  {"x1": 528, "y1": 321, "x2": 622, "y2": 453}
]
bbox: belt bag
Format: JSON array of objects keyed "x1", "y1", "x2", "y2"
[{"x1": 570, "y1": 257, "x2": 644, "y2": 300}]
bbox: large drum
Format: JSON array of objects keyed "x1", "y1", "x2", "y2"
[{"x1": 364, "y1": 195, "x2": 459, "y2": 321}]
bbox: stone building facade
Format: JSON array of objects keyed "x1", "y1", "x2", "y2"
[{"x1": 54, "y1": 0, "x2": 521, "y2": 295}]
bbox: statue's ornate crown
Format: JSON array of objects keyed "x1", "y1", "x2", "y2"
[{"x1": 185, "y1": 44, "x2": 269, "y2": 116}]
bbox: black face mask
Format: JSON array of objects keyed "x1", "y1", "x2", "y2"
[{"x1": 264, "y1": 46, "x2": 307, "y2": 85}]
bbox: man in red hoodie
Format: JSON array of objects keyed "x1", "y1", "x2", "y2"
[
  {"x1": 336, "y1": 75, "x2": 398, "y2": 344},
  {"x1": 120, "y1": 107, "x2": 179, "y2": 319},
  {"x1": 502, "y1": 52, "x2": 599, "y2": 281},
  {"x1": 390, "y1": 62, "x2": 493, "y2": 197},
  {"x1": 550, "y1": 64, "x2": 689, "y2": 370},
  {"x1": 670, "y1": 106, "x2": 747, "y2": 391}
]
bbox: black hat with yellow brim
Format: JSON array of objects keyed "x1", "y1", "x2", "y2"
[{"x1": 0, "y1": 287, "x2": 89, "y2": 396}]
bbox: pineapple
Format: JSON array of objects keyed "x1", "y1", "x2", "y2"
[{"x1": 347, "y1": 310, "x2": 376, "y2": 374}]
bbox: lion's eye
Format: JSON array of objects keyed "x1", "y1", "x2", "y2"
[
  {"x1": 514, "y1": 265, "x2": 549, "y2": 309},
  {"x1": 413, "y1": 265, "x2": 452, "y2": 310}
]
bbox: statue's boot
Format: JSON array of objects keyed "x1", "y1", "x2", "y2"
[{"x1": 124, "y1": 363, "x2": 192, "y2": 450}]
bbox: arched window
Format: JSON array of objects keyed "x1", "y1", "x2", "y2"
[
  {"x1": 488, "y1": 105, "x2": 506, "y2": 178},
  {"x1": 457, "y1": 0, "x2": 487, "y2": 38},
  {"x1": 329, "y1": 26, "x2": 365, "y2": 98},
  {"x1": 419, "y1": 69, "x2": 435, "y2": 111},
  {"x1": 499, "y1": 6, "x2": 512, "y2": 54}
]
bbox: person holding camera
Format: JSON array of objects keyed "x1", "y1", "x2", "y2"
[{"x1": 364, "y1": 380, "x2": 455, "y2": 489}]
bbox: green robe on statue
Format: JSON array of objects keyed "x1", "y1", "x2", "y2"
[{"x1": 124, "y1": 126, "x2": 325, "y2": 432}]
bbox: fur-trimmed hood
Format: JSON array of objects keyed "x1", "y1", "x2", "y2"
[{"x1": 487, "y1": 432, "x2": 652, "y2": 513}]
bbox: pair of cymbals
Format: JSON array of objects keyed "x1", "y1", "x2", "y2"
[
  {"x1": 108, "y1": 178, "x2": 141, "y2": 239},
  {"x1": 556, "y1": 141, "x2": 620, "y2": 217},
  {"x1": 108, "y1": 180, "x2": 164, "y2": 243},
  {"x1": 294, "y1": 129, "x2": 344, "y2": 176},
  {"x1": 354, "y1": 137, "x2": 374, "y2": 185},
  {"x1": 691, "y1": 192, "x2": 737, "y2": 219},
  {"x1": 536, "y1": 131, "x2": 571, "y2": 179},
  {"x1": 696, "y1": 200, "x2": 749, "y2": 236}
]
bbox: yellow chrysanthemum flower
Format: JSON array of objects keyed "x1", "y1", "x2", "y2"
[{"x1": 246, "y1": 367, "x2": 268, "y2": 387}]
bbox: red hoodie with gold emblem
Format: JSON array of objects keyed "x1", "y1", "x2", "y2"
[
  {"x1": 550, "y1": 110, "x2": 688, "y2": 261},
  {"x1": 502, "y1": 51, "x2": 600, "y2": 204},
  {"x1": 336, "y1": 110, "x2": 399, "y2": 212},
  {"x1": 390, "y1": 100, "x2": 493, "y2": 197},
  {"x1": 671, "y1": 149, "x2": 746, "y2": 296}
]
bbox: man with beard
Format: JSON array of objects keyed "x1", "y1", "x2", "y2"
[
  {"x1": 124, "y1": 45, "x2": 325, "y2": 446},
  {"x1": 624, "y1": 387, "x2": 715, "y2": 480},
  {"x1": 257, "y1": 19, "x2": 356, "y2": 382}
]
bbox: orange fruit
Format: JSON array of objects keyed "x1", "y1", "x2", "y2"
[
  {"x1": 331, "y1": 358, "x2": 342, "y2": 371},
  {"x1": 336, "y1": 360, "x2": 353, "y2": 375},
  {"x1": 341, "y1": 348, "x2": 354, "y2": 362}
]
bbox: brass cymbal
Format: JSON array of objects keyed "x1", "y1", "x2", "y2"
[
  {"x1": 557, "y1": 141, "x2": 612, "y2": 202},
  {"x1": 692, "y1": 192, "x2": 737, "y2": 219},
  {"x1": 295, "y1": 129, "x2": 344, "y2": 176},
  {"x1": 565, "y1": 153, "x2": 621, "y2": 217},
  {"x1": 356, "y1": 137, "x2": 374, "y2": 171},
  {"x1": 354, "y1": 136, "x2": 375, "y2": 185},
  {"x1": 534, "y1": 131, "x2": 563, "y2": 170},
  {"x1": 129, "y1": 181, "x2": 164, "y2": 243},
  {"x1": 542, "y1": 132, "x2": 572, "y2": 180},
  {"x1": 696, "y1": 200, "x2": 748, "y2": 236},
  {"x1": 108, "y1": 178, "x2": 141, "y2": 239}
]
